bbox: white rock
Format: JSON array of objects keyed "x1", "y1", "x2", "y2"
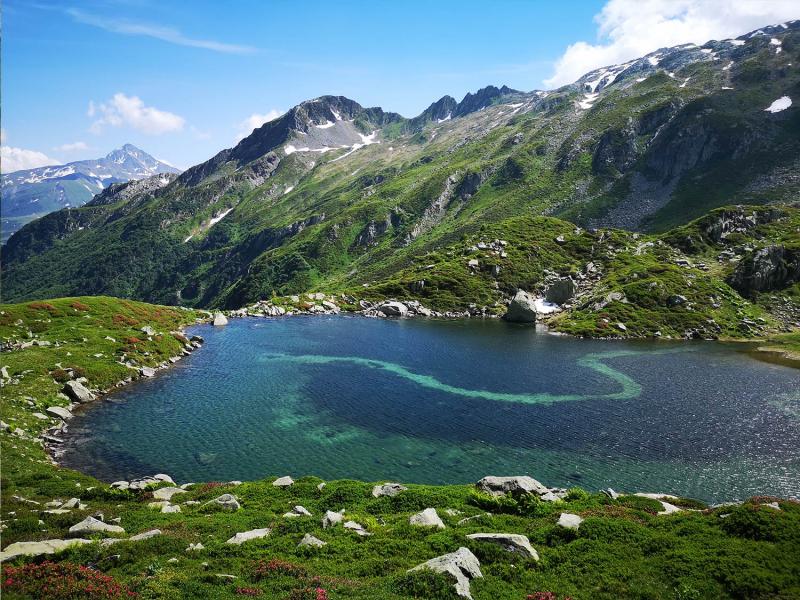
[
  {"x1": 213, "y1": 313, "x2": 228, "y2": 326},
  {"x1": 557, "y1": 513, "x2": 584, "y2": 530},
  {"x1": 410, "y1": 547, "x2": 482, "y2": 599},
  {"x1": 298, "y1": 533, "x2": 327, "y2": 547},
  {"x1": 273, "y1": 475, "x2": 294, "y2": 487},
  {"x1": 0, "y1": 538, "x2": 92, "y2": 561},
  {"x1": 323, "y1": 509, "x2": 344, "y2": 528},
  {"x1": 226, "y1": 528, "x2": 271, "y2": 545},
  {"x1": 410, "y1": 508, "x2": 445, "y2": 529},
  {"x1": 372, "y1": 482, "x2": 407, "y2": 497},
  {"x1": 69, "y1": 516, "x2": 124, "y2": 536},
  {"x1": 152, "y1": 487, "x2": 186, "y2": 501}
]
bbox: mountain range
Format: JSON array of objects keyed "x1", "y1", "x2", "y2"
[
  {"x1": 2, "y1": 21, "x2": 799, "y2": 311},
  {"x1": 0, "y1": 144, "x2": 179, "y2": 241}
]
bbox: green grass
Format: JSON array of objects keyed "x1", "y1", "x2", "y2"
[{"x1": 1, "y1": 296, "x2": 799, "y2": 599}]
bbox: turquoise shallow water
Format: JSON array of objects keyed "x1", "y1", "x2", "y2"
[{"x1": 61, "y1": 316, "x2": 800, "y2": 502}]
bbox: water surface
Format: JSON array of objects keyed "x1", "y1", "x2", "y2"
[{"x1": 61, "y1": 316, "x2": 800, "y2": 502}]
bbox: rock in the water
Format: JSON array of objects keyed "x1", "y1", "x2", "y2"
[
  {"x1": 62, "y1": 381, "x2": 95, "y2": 403},
  {"x1": 204, "y1": 494, "x2": 240, "y2": 511},
  {"x1": 377, "y1": 301, "x2": 408, "y2": 317},
  {"x1": 557, "y1": 513, "x2": 584, "y2": 530},
  {"x1": 466, "y1": 533, "x2": 539, "y2": 560},
  {"x1": 323, "y1": 510, "x2": 345, "y2": 528},
  {"x1": 226, "y1": 528, "x2": 271, "y2": 545},
  {"x1": 476, "y1": 475, "x2": 549, "y2": 497},
  {"x1": 410, "y1": 547, "x2": 483, "y2": 599},
  {"x1": 45, "y1": 406, "x2": 73, "y2": 420},
  {"x1": 273, "y1": 475, "x2": 294, "y2": 487},
  {"x1": 283, "y1": 505, "x2": 312, "y2": 518},
  {"x1": 545, "y1": 277, "x2": 576, "y2": 305},
  {"x1": 69, "y1": 516, "x2": 124, "y2": 536},
  {"x1": 299, "y1": 533, "x2": 327, "y2": 548},
  {"x1": 152, "y1": 487, "x2": 186, "y2": 501},
  {"x1": 140, "y1": 367, "x2": 156, "y2": 378},
  {"x1": 503, "y1": 291, "x2": 537, "y2": 323},
  {"x1": 0, "y1": 538, "x2": 92, "y2": 561},
  {"x1": 372, "y1": 482, "x2": 407, "y2": 498},
  {"x1": 213, "y1": 313, "x2": 229, "y2": 326},
  {"x1": 410, "y1": 508, "x2": 445, "y2": 529}
]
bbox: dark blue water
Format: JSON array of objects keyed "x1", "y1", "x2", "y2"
[{"x1": 61, "y1": 316, "x2": 800, "y2": 502}]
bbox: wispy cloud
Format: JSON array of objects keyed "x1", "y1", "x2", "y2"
[
  {"x1": 67, "y1": 7, "x2": 257, "y2": 54},
  {"x1": 1, "y1": 146, "x2": 61, "y2": 173},
  {"x1": 53, "y1": 141, "x2": 90, "y2": 152},
  {"x1": 235, "y1": 110, "x2": 283, "y2": 142},
  {"x1": 89, "y1": 93, "x2": 185, "y2": 135}
]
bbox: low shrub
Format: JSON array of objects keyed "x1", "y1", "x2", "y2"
[{"x1": 2, "y1": 561, "x2": 137, "y2": 599}]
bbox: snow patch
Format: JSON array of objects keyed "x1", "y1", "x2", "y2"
[
  {"x1": 578, "y1": 93, "x2": 599, "y2": 110},
  {"x1": 330, "y1": 108, "x2": 342, "y2": 121},
  {"x1": 534, "y1": 298, "x2": 560, "y2": 314},
  {"x1": 284, "y1": 186, "x2": 294, "y2": 195},
  {"x1": 723, "y1": 61, "x2": 734, "y2": 71},
  {"x1": 437, "y1": 113, "x2": 452, "y2": 123},
  {"x1": 722, "y1": 86, "x2": 734, "y2": 90},
  {"x1": 700, "y1": 48, "x2": 713, "y2": 54},
  {"x1": 728, "y1": 39, "x2": 745, "y2": 46},
  {"x1": 315, "y1": 121, "x2": 335, "y2": 129},
  {"x1": 330, "y1": 130, "x2": 380, "y2": 163},
  {"x1": 635, "y1": 77, "x2": 646, "y2": 82},
  {"x1": 209, "y1": 207, "x2": 233, "y2": 227},
  {"x1": 764, "y1": 96, "x2": 792, "y2": 113},
  {"x1": 679, "y1": 77, "x2": 691, "y2": 88},
  {"x1": 647, "y1": 55, "x2": 661, "y2": 66}
]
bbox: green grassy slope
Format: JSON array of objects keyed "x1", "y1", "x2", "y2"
[{"x1": 1, "y1": 296, "x2": 798, "y2": 600}]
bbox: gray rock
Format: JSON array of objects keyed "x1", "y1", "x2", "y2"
[
  {"x1": 139, "y1": 367, "x2": 156, "y2": 378},
  {"x1": 0, "y1": 538, "x2": 92, "y2": 561},
  {"x1": 62, "y1": 380, "x2": 95, "y2": 403},
  {"x1": 466, "y1": 533, "x2": 539, "y2": 560},
  {"x1": 410, "y1": 508, "x2": 445, "y2": 529},
  {"x1": 545, "y1": 277, "x2": 577, "y2": 305},
  {"x1": 152, "y1": 487, "x2": 186, "y2": 501},
  {"x1": 372, "y1": 482, "x2": 407, "y2": 497},
  {"x1": 101, "y1": 529, "x2": 162, "y2": 546},
  {"x1": 161, "y1": 504, "x2": 181, "y2": 513},
  {"x1": 213, "y1": 313, "x2": 229, "y2": 326},
  {"x1": 476, "y1": 475, "x2": 549, "y2": 497},
  {"x1": 557, "y1": 513, "x2": 584, "y2": 530},
  {"x1": 46, "y1": 406, "x2": 73, "y2": 420},
  {"x1": 69, "y1": 516, "x2": 124, "y2": 536},
  {"x1": 204, "y1": 494, "x2": 240, "y2": 511},
  {"x1": 323, "y1": 510, "x2": 345, "y2": 528},
  {"x1": 377, "y1": 301, "x2": 408, "y2": 317},
  {"x1": 410, "y1": 547, "x2": 483, "y2": 599},
  {"x1": 503, "y1": 291, "x2": 537, "y2": 323},
  {"x1": 273, "y1": 475, "x2": 294, "y2": 487},
  {"x1": 299, "y1": 533, "x2": 327, "y2": 548},
  {"x1": 283, "y1": 505, "x2": 312, "y2": 518},
  {"x1": 226, "y1": 528, "x2": 271, "y2": 545},
  {"x1": 344, "y1": 520, "x2": 372, "y2": 536}
]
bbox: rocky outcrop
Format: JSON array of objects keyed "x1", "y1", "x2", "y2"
[
  {"x1": 410, "y1": 547, "x2": 483, "y2": 599},
  {"x1": 0, "y1": 538, "x2": 92, "y2": 561},
  {"x1": 213, "y1": 313, "x2": 229, "y2": 326},
  {"x1": 729, "y1": 245, "x2": 800, "y2": 295},
  {"x1": 545, "y1": 277, "x2": 577, "y2": 305},
  {"x1": 466, "y1": 533, "x2": 539, "y2": 560},
  {"x1": 502, "y1": 291, "x2": 537, "y2": 323}
]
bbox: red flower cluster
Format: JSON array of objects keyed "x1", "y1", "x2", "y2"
[
  {"x1": 526, "y1": 593, "x2": 573, "y2": 600},
  {"x1": 2, "y1": 562, "x2": 137, "y2": 599},
  {"x1": 253, "y1": 559, "x2": 308, "y2": 580},
  {"x1": 288, "y1": 587, "x2": 328, "y2": 600},
  {"x1": 235, "y1": 587, "x2": 263, "y2": 596}
]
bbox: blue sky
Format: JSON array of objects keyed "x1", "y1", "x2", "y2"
[{"x1": 2, "y1": 0, "x2": 797, "y2": 170}]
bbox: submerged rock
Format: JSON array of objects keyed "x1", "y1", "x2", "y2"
[
  {"x1": 409, "y1": 547, "x2": 482, "y2": 599},
  {"x1": 503, "y1": 291, "x2": 537, "y2": 323},
  {"x1": 466, "y1": 533, "x2": 539, "y2": 560}
]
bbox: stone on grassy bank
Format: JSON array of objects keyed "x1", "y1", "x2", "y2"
[{"x1": 410, "y1": 547, "x2": 483, "y2": 599}]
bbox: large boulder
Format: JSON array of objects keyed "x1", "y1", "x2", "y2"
[
  {"x1": 557, "y1": 513, "x2": 584, "y2": 530},
  {"x1": 203, "y1": 494, "x2": 240, "y2": 511},
  {"x1": 62, "y1": 381, "x2": 95, "y2": 403},
  {"x1": 46, "y1": 406, "x2": 73, "y2": 420},
  {"x1": 410, "y1": 547, "x2": 483, "y2": 599},
  {"x1": 273, "y1": 475, "x2": 294, "y2": 487},
  {"x1": 68, "y1": 516, "x2": 124, "y2": 536},
  {"x1": 377, "y1": 301, "x2": 408, "y2": 317},
  {"x1": 466, "y1": 533, "x2": 539, "y2": 560},
  {"x1": 545, "y1": 277, "x2": 576, "y2": 305},
  {"x1": 476, "y1": 475, "x2": 549, "y2": 497},
  {"x1": 372, "y1": 482, "x2": 407, "y2": 498},
  {"x1": 213, "y1": 313, "x2": 229, "y2": 326},
  {"x1": 503, "y1": 291, "x2": 537, "y2": 323},
  {"x1": 298, "y1": 533, "x2": 327, "y2": 548},
  {"x1": 410, "y1": 508, "x2": 445, "y2": 529},
  {"x1": 728, "y1": 245, "x2": 800, "y2": 295}
]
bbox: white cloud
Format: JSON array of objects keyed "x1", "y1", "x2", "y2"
[
  {"x1": 235, "y1": 110, "x2": 283, "y2": 142},
  {"x1": 67, "y1": 8, "x2": 256, "y2": 54},
  {"x1": 54, "y1": 141, "x2": 90, "y2": 152},
  {"x1": 544, "y1": 0, "x2": 800, "y2": 88},
  {"x1": 89, "y1": 93, "x2": 186, "y2": 135},
  {"x1": 1, "y1": 146, "x2": 60, "y2": 173},
  {"x1": 0, "y1": 129, "x2": 6, "y2": 144}
]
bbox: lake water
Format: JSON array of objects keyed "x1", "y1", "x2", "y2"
[{"x1": 60, "y1": 316, "x2": 800, "y2": 502}]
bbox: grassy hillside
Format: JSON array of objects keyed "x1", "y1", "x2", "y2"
[{"x1": 1, "y1": 296, "x2": 799, "y2": 600}]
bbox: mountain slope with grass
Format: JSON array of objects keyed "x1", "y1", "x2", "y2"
[
  {"x1": 1, "y1": 297, "x2": 799, "y2": 600},
  {"x1": 3, "y1": 22, "x2": 800, "y2": 316}
]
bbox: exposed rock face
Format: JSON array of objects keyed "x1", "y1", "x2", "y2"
[
  {"x1": 372, "y1": 482, "x2": 408, "y2": 497},
  {"x1": 503, "y1": 291, "x2": 537, "y2": 323},
  {"x1": 0, "y1": 538, "x2": 92, "y2": 561},
  {"x1": 69, "y1": 516, "x2": 125, "y2": 536},
  {"x1": 545, "y1": 277, "x2": 577, "y2": 305},
  {"x1": 226, "y1": 528, "x2": 271, "y2": 545},
  {"x1": 410, "y1": 547, "x2": 483, "y2": 599},
  {"x1": 729, "y1": 245, "x2": 800, "y2": 295},
  {"x1": 213, "y1": 313, "x2": 229, "y2": 326},
  {"x1": 466, "y1": 533, "x2": 539, "y2": 560},
  {"x1": 410, "y1": 508, "x2": 445, "y2": 529},
  {"x1": 477, "y1": 475, "x2": 550, "y2": 497},
  {"x1": 702, "y1": 207, "x2": 783, "y2": 243},
  {"x1": 557, "y1": 513, "x2": 584, "y2": 530},
  {"x1": 62, "y1": 380, "x2": 95, "y2": 403}
]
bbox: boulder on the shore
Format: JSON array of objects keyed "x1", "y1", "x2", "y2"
[
  {"x1": 46, "y1": 406, "x2": 73, "y2": 420},
  {"x1": 213, "y1": 313, "x2": 228, "y2": 326},
  {"x1": 503, "y1": 291, "x2": 537, "y2": 323},
  {"x1": 476, "y1": 475, "x2": 549, "y2": 497},
  {"x1": 466, "y1": 533, "x2": 539, "y2": 560},
  {"x1": 409, "y1": 547, "x2": 482, "y2": 599},
  {"x1": 62, "y1": 380, "x2": 95, "y2": 403},
  {"x1": 410, "y1": 508, "x2": 445, "y2": 529},
  {"x1": 377, "y1": 301, "x2": 408, "y2": 317}
]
